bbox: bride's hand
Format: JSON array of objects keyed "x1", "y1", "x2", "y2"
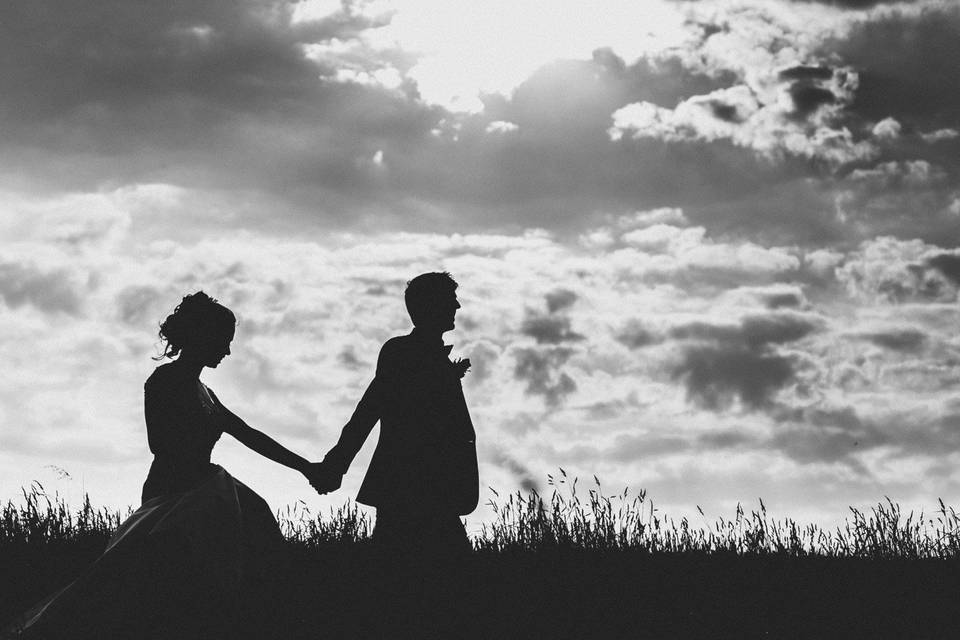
[{"x1": 304, "y1": 462, "x2": 342, "y2": 495}]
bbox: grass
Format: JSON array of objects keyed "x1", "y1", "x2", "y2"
[
  {"x1": 4, "y1": 473, "x2": 960, "y2": 638},
  {"x1": 8, "y1": 471, "x2": 960, "y2": 558},
  {"x1": 476, "y1": 470, "x2": 960, "y2": 558}
]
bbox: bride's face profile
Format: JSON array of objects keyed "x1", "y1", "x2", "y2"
[{"x1": 180, "y1": 322, "x2": 235, "y2": 369}]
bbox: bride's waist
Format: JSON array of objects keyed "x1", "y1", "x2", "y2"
[{"x1": 144, "y1": 457, "x2": 217, "y2": 491}]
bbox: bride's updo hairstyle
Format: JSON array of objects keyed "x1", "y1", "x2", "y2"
[{"x1": 156, "y1": 291, "x2": 236, "y2": 360}]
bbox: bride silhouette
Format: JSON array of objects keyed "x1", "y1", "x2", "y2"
[{"x1": 4, "y1": 292, "x2": 323, "y2": 639}]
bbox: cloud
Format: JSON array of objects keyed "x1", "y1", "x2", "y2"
[
  {"x1": 2, "y1": 0, "x2": 952, "y2": 250},
  {"x1": 616, "y1": 321, "x2": 659, "y2": 349},
  {"x1": 847, "y1": 160, "x2": 945, "y2": 188},
  {"x1": 3, "y1": 0, "x2": 960, "y2": 529},
  {"x1": 519, "y1": 289, "x2": 585, "y2": 345},
  {"x1": 513, "y1": 347, "x2": 577, "y2": 408},
  {"x1": 769, "y1": 417, "x2": 874, "y2": 475},
  {"x1": 827, "y1": 5, "x2": 960, "y2": 130},
  {"x1": 921, "y1": 128, "x2": 959, "y2": 143},
  {"x1": 926, "y1": 253, "x2": 960, "y2": 286},
  {"x1": 871, "y1": 117, "x2": 901, "y2": 140},
  {"x1": 485, "y1": 120, "x2": 519, "y2": 134},
  {"x1": 487, "y1": 447, "x2": 540, "y2": 493},
  {"x1": 117, "y1": 285, "x2": 165, "y2": 326},
  {"x1": 520, "y1": 314, "x2": 585, "y2": 345},
  {"x1": 619, "y1": 207, "x2": 688, "y2": 228},
  {"x1": 672, "y1": 346, "x2": 797, "y2": 411},
  {"x1": 667, "y1": 311, "x2": 823, "y2": 411},
  {"x1": 544, "y1": 288, "x2": 578, "y2": 313},
  {"x1": 0, "y1": 262, "x2": 83, "y2": 315},
  {"x1": 852, "y1": 328, "x2": 928, "y2": 352},
  {"x1": 745, "y1": 285, "x2": 808, "y2": 309},
  {"x1": 836, "y1": 237, "x2": 960, "y2": 303},
  {"x1": 669, "y1": 311, "x2": 823, "y2": 348},
  {"x1": 792, "y1": 0, "x2": 916, "y2": 7},
  {"x1": 609, "y1": 70, "x2": 877, "y2": 167},
  {"x1": 461, "y1": 340, "x2": 500, "y2": 384},
  {"x1": 604, "y1": 222, "x2": 802, "y2": 292},
  {"x1": 337, "y1": 345, "x2": 365, "y2": 369}
]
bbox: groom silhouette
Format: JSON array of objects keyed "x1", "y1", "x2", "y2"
[{"x1": 313, "y1": 271, "x2": 479, "y2": 556}]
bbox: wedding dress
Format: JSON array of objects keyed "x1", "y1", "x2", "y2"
[{"x1": 4, "y1": 364, "x2": 282, "y2": 639}]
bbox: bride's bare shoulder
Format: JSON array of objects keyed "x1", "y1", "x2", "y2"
[{"x1": 145, "y1": 363, "x2": 184, "y2": 390}]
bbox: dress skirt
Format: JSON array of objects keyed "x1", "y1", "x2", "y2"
[{"x1": 3, "y1": 466, "x2": 282, "y2": 640}]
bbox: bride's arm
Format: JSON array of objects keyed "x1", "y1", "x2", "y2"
[{"x1": 210, "y1": 390, "x2": 312, "y2": 475}]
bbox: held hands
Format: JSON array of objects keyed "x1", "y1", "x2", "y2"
[{"x1": 303, "y1": 461, "x2": 343, "y2": 495}]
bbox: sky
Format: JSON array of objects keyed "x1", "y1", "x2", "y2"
[{"x1": 2, "y1": 0, "x2": 960, "y2": 533}]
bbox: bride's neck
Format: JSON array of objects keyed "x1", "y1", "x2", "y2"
[{"x1": 171, "y1": 355, "x2": 204, "y2": 380}]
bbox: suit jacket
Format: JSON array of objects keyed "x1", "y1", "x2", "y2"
[{"x1": 323, "y1": 330, "x2": 479, "y2": 515}]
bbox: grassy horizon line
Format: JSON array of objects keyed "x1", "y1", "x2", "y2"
[{"x1": 5, "y1": 472, "x2": 960, "y2": 559}]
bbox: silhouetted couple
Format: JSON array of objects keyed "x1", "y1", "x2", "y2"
[{"x1": 4, "y1": 272, "x2": 478, "y2": 639}]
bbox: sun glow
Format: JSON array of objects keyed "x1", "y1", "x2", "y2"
[{"x1": 296, "y1": 0, "x2": 691, "y2": 112}]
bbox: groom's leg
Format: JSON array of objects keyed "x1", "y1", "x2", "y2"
[
  {"x1": 417, "y1": 513, "x2": 473, "y2": 638},
  {"x1": 370, "y1": 508, "x2": 420, "y2": 636}
]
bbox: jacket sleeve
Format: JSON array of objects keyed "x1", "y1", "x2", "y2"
[{"x1": 321, "y1": 341, "x2": 396, "y2": 475}]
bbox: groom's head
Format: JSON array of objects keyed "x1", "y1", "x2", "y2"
[{"x1": 405, "y1": 272, "x2": 460, "y2": 332}]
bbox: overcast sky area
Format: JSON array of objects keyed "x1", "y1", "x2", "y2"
[{"x1": 2, "y1": 0, "x2": 960, "y2": 532}]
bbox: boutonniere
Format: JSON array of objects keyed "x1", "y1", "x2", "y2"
[{"x1": 450, "y1": 357, "x2": 471, "y2": 379}]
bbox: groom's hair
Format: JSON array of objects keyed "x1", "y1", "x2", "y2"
[{"x1": 405, "y1": 272, "x2": 458, "y2": 325}]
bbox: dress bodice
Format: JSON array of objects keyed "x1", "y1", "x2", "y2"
[{"x1": 141, "y1": 363, "x2": 226, "y2": 502}]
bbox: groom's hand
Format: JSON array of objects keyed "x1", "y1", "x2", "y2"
[{"x1": 305, "y1": 461, "x2": 343, "y2": 495}]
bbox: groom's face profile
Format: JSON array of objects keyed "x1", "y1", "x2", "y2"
[
  {"x1": 406, "y1": 272, "x2": 461, "y2": 333},
  {"x1": 438, "y1": 291, "x2": 460, "y2": 332},
  {"x1": 415, "y1": 289, "x2": 459, "y2": 333}
]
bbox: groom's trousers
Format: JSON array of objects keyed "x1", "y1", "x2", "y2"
[{"x1": 370, "y1": 506, "x2": 474, "y2": 637}]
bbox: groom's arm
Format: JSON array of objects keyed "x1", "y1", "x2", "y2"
[{"x1": 321, "y1": 341, "x2": 398, "y2": 475}]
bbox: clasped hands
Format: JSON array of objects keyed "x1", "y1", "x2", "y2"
[{"x1": 302, "y1": 461, "x2": 343, "y2": 495}]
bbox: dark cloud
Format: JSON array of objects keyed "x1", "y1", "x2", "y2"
[
  {"x1": 672, "y1": 346, "x2": 796, "y2": 410},
  {"x1": 0, "y1": 262, "x2": 82, "y2": 315},
  {"x1": 828, "y1": 6, "x2": 960, "y2": 128},
  {"x1": 707, "y1": 100, "x2": 746, "y2": 124},
  {"x1": 697, "y1": 430, "x2": 757, "y2": 449},
  {"x1": 767, "y1": 403, "x2": 960, "y2": 472},
  {"x1": 669, "y1": 321, "x2": 743, "y2": 344},
  {"x1": 927, "y1": 253, "x2": 960, "y2": 285},
  {"x1": 787, "y1": 83, "x2": 836, "y2": 119},
  {"x1": 544, "y1": 288, "x2": 578, "y2": 313},
  {"x1": 855, "y1": 328, "x2": 927, "y2": 352},
  {"x1": 513, "y1": 347, "x2": 577, "y2": 408},
  {"x1": 778, "y1": 66, "x2": 833, "y2": 82},
  {"x1": 668, "y1": 312, "x2": 821, "y2": 411},
  {"x1": 0, "y1": 0, "x2": 438, "y2": 217},
  {"x1": 793, "y1": 0, "x2": 917, "y2": 9},
  {"x1": 487, "y1": 447, "x2": 540, "y2": 493},
  {"x1": 669, "y1": 311, "x2": 821, "y2": 349},
  {"x1": 604, "y1": 433, "x2": 691, "y2": 463},
  {"x1": 0, "y1": 0, "x2": 955, "y2": 251},
  {"x1": 615, "y1": 321, "x2": 659, "y2": 349},
  {"x1": 116, "y1": 285, "x2": 164, "y2": 326},
  {"x1": 760, "y1": 292, "x2": 805, "y2": 309},
  {"x1": 520, "y1": 312, "x2": 584, "y2": 345},
  {"x1": 0, "y1": 1, "x2": 789, "y2": 239},
  {"x1": 462, "y1": 340, "x2": 499, "y2": 384},
  {"x1": 337, "y1": 345, "x2": 364, "y2": 369},
  {"x1": 827, "y1": 161, "x2": 960, "y2": 246},
  {"x1": 739, "y1": 313, "x2": 823, "y2": 348},
  {"x1": 581, "y1": 397, "x2": 633, "y2": 421},
  {"x1": 770, "y1": 425, "x2": 871, "y2": 474}
]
